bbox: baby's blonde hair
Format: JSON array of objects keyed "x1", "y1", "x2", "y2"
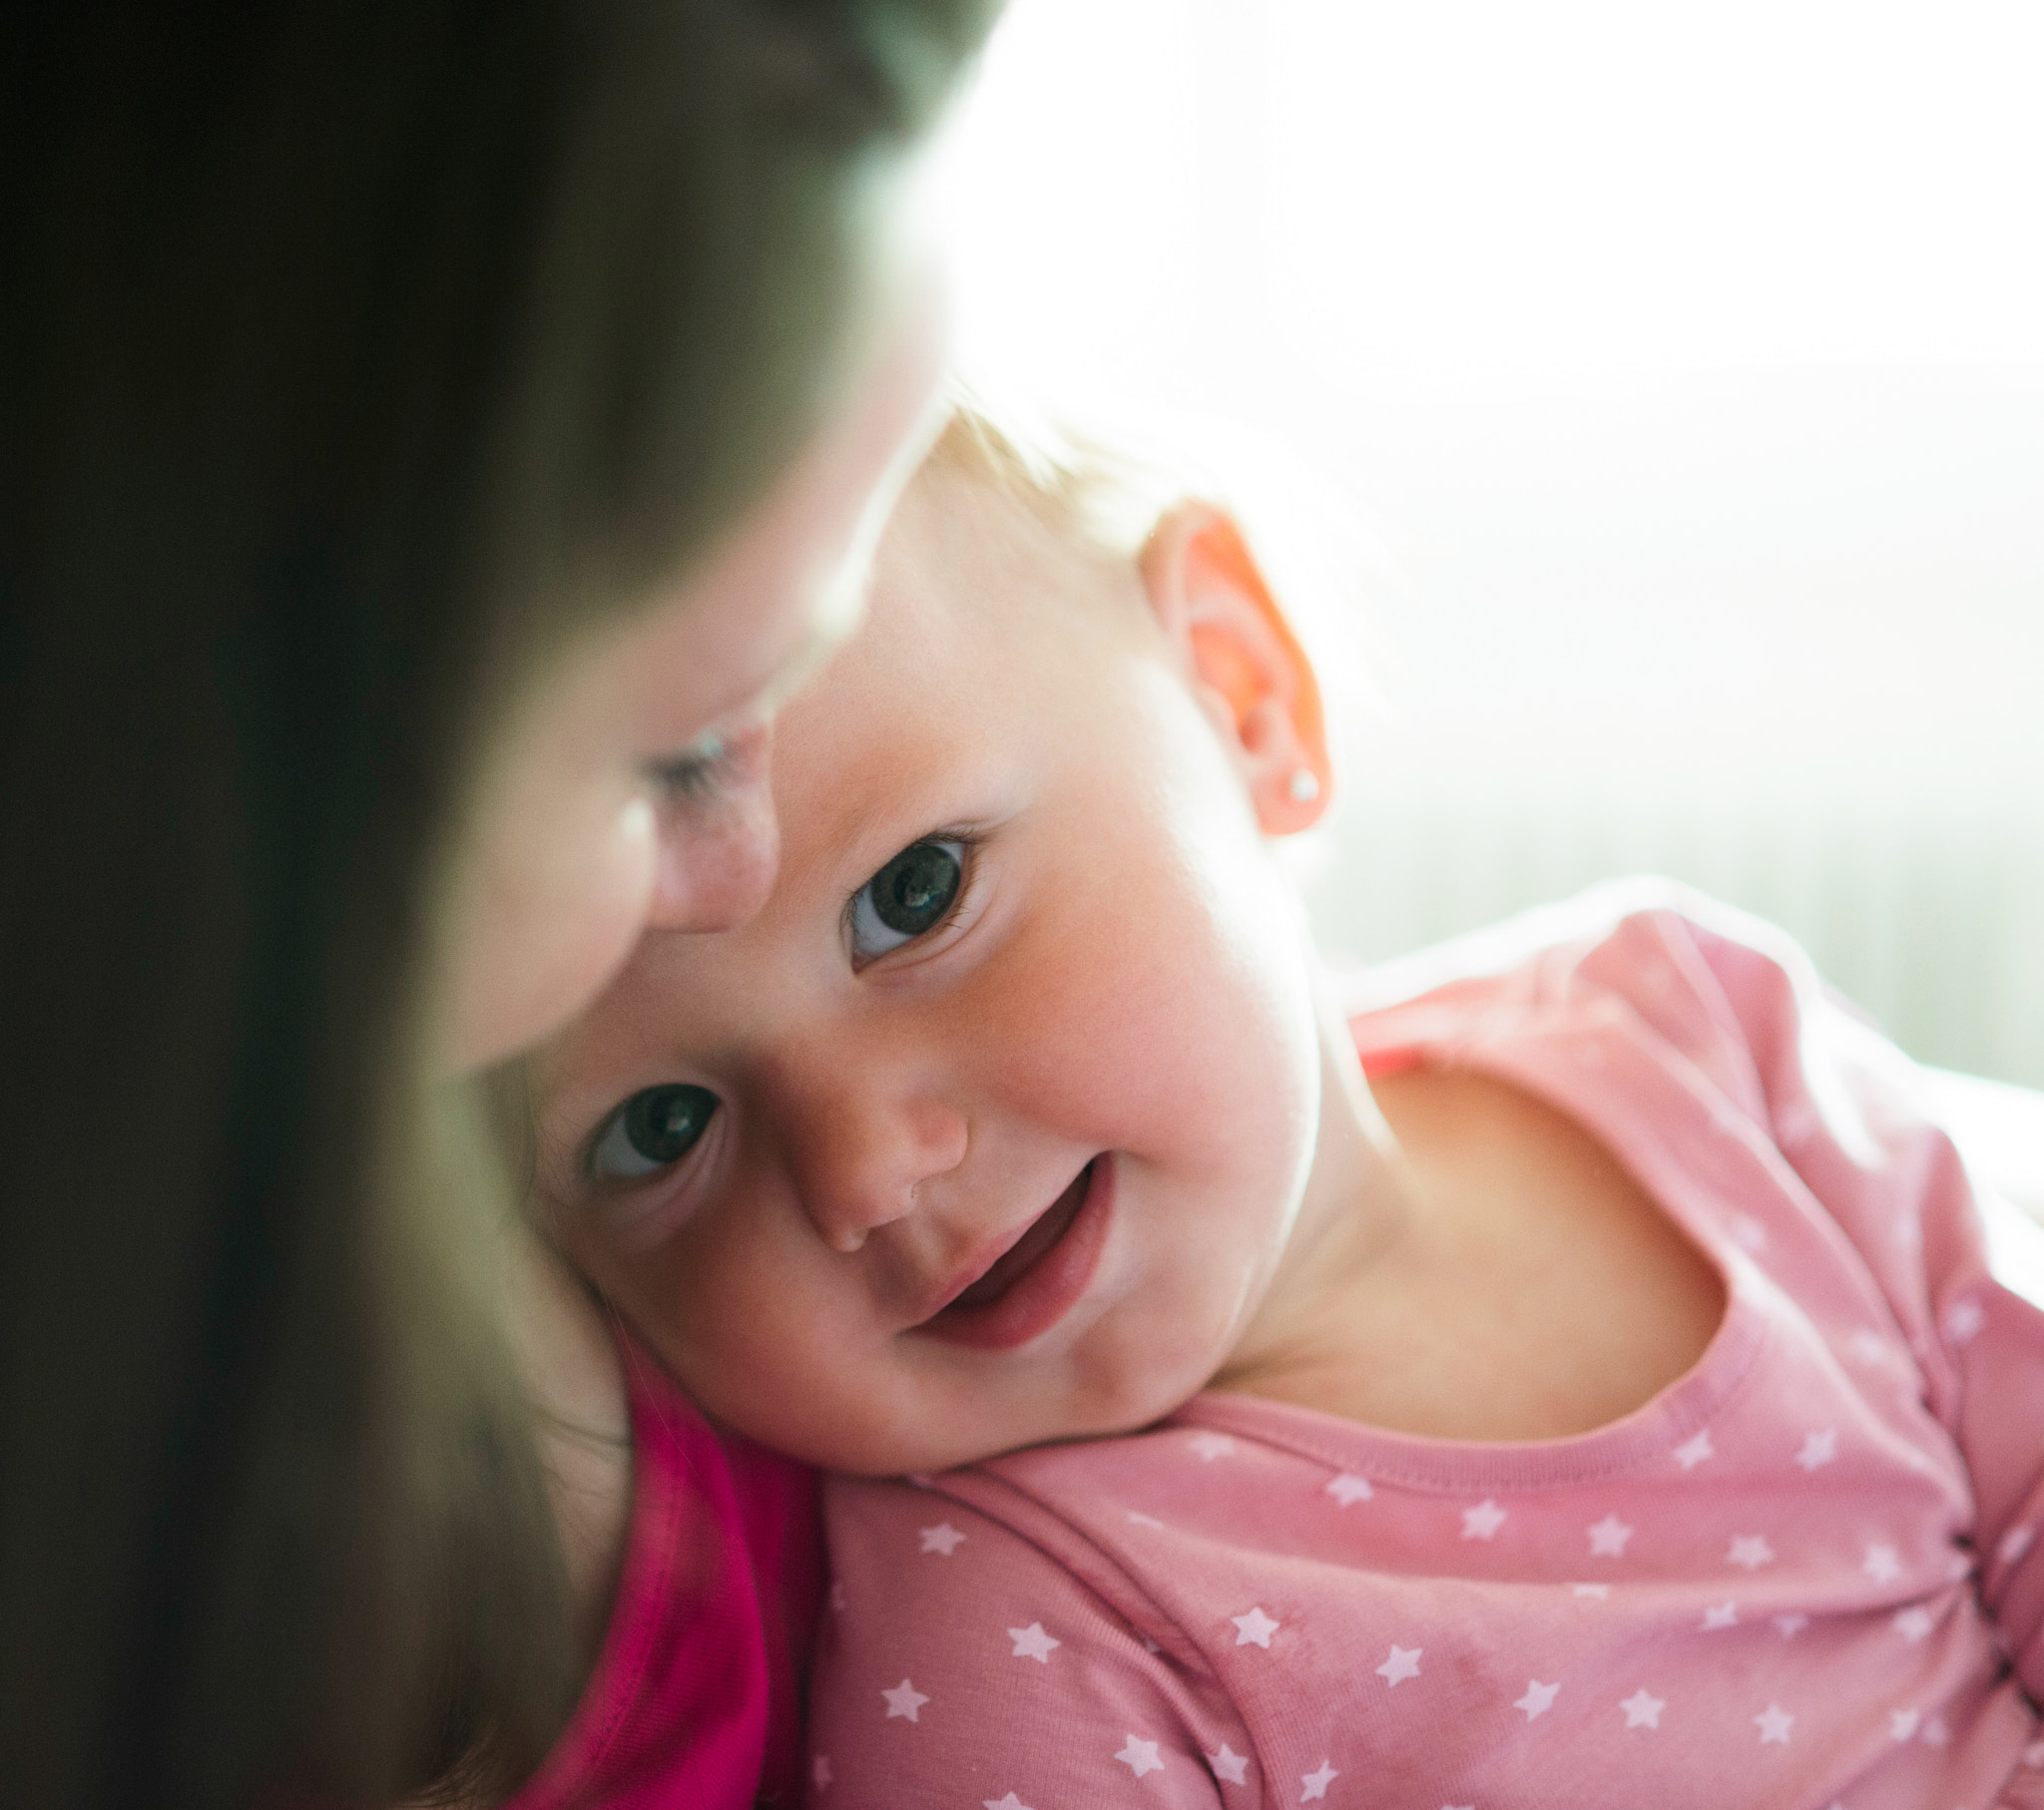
[
  {"x1": 925, "y1": 376, "x2": 1185, "y2": 560},
  {"x1": 921, "y1": 372, "x2": 1381, "y2": 869}
]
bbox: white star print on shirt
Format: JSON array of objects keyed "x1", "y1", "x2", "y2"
[
  {"x1": 1673, "y1": 1430, "x2": 1715, "y2": 1471},
  {"x1": 1587, "y1": 1514, "x2": 1633, "y2": 1557},
  {"x1": 1571, "y1": 1583, "x2": 1611, "y2": 1599},
  {"x1": 1794, "y1": 1428, "x2": 1838, "y2": 1472},
  {"x1": 1922, "y1": 1715, "x2": 1950, "y2": 1748},
  {"x1": 1620, "y1": 1688, "x2": 1665, "y2": 1729},
  {"x1": 1375, "y1": 1644, "x2": 1422, "y2": 1686},
  {"x1": 1863, "y1": 1543, "x2": 1901, "y2": 1584},
  {"x1": 1728, "y1": 1535, "x2": 1775, "y2": 1570},
  {"x1": 983, "y1": 1795, "x2": 1034, "y2": 1810},
  {"x1": 1755, "y1": 1704, "x2": 1793, "y2": 1744},
  {"x1": 1773, "y1": 1613, "x2": 1809, "y2": 1638},
  {"x1": 1008, "y1": 1621, "x2": 1060, "y2": 1662},
  {"x1": 1325, "y1": 1473, "x2": 1373, "y2": 1507},
  {"x1": 1189, "y1": 1433, "x2": 1236, "y2": 1462},
  {"x1": 1116, "y1": 1736, "x2": 1164, "y2": 1778},
  {"x1": 1701, "y1": 1601, "x2": 1739, "y2": 1630},
  {"x1": 918, "y1": 1523, "x2": 965, "y2": 1556},
  {"x1": 1300, "y1": 1760, "x2": 1338, "y2": 1801},
  {"x1": 1232, "y1": 1606, "x2": 1280, "y2": 1648},
  {"x1": 881, "y1": 1679, "x2": 928, "y2": 1722},
  {"x1": 1207, "y1": 1744, "x2": 1250, "y2": 1786},
  {"x1": 1514, "y1": 1680, "x2": 1559, "y2": 1721},
  {"x1": 1889, "y1": 1708, "x2": 1920, "y2": 1742},
  {"x1": 1461, "y1": 1498, "x2": 1506, "y2": 1540},
  {"x1": 1892, "y1": 1605, "x2": 1933, "y2": 1641}
]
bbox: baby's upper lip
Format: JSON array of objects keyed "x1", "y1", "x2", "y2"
[
  {"x1": 914, "y1": 1218, "x2": 1038, "y2": 1326},
  {"x1": 910, "y1": 1168, "x2": 1085, "y2": 1326}
]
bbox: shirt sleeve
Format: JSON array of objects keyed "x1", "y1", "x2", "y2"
[
  {"x1": 805, "y1": 1475, "x2": 1242, "y2": 1809},
  {"x1": 1678, "y1": 906, "x2": 2044, "y2": 1711}
]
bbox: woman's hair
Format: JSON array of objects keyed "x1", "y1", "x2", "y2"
[{"x1": 0, "y1": 3, "x2": 994, "y2": 1803}]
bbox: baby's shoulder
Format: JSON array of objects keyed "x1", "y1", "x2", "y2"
[
  {"x1": 1335, "y1": 879, "x2": 1808, "y2": 1087},
  {"x1": 823, "y1": 1449, "x2": 1175, "y2": 1623},
  {"x1": 815, "y1": 1459, "x2": 1256, "y2": 1804}
]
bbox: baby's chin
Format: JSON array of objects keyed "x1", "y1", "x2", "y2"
[{"x1": 811, "y1": 1372, "x2": 1223, "y2": 1481}]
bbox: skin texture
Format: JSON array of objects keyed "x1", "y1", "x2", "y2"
[
  {"x1": 441, "y1": 290, "x2": 946, "y2": 1074},
  {"x1": 536, "y1": 459, "x2": 1726, "y2": 1482}
]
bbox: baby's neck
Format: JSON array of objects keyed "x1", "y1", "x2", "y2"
[{"x1": 1208, "y1": 994, "x2": 1724, "y2": 1444}]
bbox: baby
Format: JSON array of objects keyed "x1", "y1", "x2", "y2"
[{"x1": 532, "y1": 406, "x2": 2044, "y2": 1808}]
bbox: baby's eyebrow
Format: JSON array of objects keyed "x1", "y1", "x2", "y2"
[{"x1": 777, "y1": 788, "x2": 956, "y2": 905}]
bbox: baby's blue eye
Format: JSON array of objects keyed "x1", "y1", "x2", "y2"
[
  {"x1": 591, "y1": 1084, "x2": 718, "y2": 1179},
  {"x1": 849, "y1": 838, "x2": 965, "y2": 963}
]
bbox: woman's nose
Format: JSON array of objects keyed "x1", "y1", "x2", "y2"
[
  {"x1": 786, "y1": 1077, "x2": 969, "y2": 1255},
  {"x1": 644, "y1": 731, "x2": 779, "y2": 933}
]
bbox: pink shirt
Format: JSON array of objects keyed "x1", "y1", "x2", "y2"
[
  {"x1": 806, "y1": 887, "x2": 2044, "y2": 1809},
  {"x1": 506, "y1": 1329, "x2": 820, "y2": 1810}
]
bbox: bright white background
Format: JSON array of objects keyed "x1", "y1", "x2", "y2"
[{"x1": 934, "y1": 0, "x2": 2044, "y2": 1085}]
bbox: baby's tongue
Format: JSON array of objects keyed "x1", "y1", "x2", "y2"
[{"x1": 948, "y1": 1163, "x2": 1091, "y2": 1313}]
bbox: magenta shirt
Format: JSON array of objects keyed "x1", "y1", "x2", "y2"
[
  {"x1": 807, "y1": 887, "x2": 2044, "y2": 1809},
  {"x1": 506, "y1": 1330, "x2": 820, "y2": 1810}
]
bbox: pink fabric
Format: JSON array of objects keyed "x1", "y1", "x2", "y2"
[
  {"x1": 807, "y1": 886, "x2": 2044, "y2": 1809},
  {"x1": 507, "y1": 1328, "x2": 820, "y2": 1810}
]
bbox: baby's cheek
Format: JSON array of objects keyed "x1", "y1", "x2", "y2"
[
  {"x1": 645, "y1": 1218, "x2": 882, "y2": 1463},
  {"x1": 1023, "y1": 877, "x2": 1310, "y2": 1171}
]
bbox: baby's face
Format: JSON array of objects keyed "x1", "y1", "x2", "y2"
[{"x1": 533, "y1": 462, "x2": 1324, "y2": 1475}]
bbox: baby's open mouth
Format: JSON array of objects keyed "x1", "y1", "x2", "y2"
[{"x1": 928, "y1": 1159, "x2": 1096, "y2": 1326}]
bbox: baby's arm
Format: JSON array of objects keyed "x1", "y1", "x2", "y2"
[
  {"x1": 808, "y1": 1475, "x2": 1247, "y2": 1808},
  {"x1": 1918, "y1": 1064, "x2": 2044, "y2": 1248},
  {"x1": 1679, "y1": 907, "x2": 2044, "y2": 1712}
]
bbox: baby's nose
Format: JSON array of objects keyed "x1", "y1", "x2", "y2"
[{"x1": 798, "y1": 1089, "x2": 969, "y2": 1254}]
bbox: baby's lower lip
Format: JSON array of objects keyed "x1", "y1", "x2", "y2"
[{"x1": 918, "y1": 1157, "x2": 1113, "y2": 1352}]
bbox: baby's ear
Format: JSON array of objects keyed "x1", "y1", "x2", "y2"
[{"x1": 1140, "y1": 503, "x2": 1329, "y2": 833}]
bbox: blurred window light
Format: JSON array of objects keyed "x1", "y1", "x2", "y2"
[
  {"x1": 934, "y1": 1, "x2": 2044, "y2": 1085},
  {"x1": 941, "y1": 0, "x2": 2044, "y2": 389}
]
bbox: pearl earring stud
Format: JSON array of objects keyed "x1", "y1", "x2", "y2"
[{"x1": 1287, "y1": 768, "x2": 1320, "y2": 804}]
